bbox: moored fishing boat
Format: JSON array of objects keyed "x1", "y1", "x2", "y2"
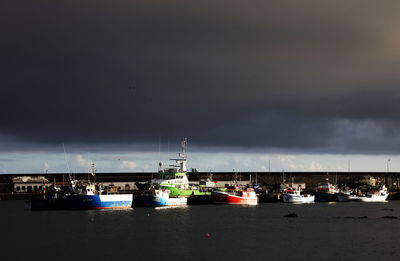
[
  {"x1": 337, "y1": 187, "x2": 359, "y2": 202},
  {"x1": 151, "y1": 138, "x2": 210, "y2": 197},
  {"x1": 28, "y1": 161, "x2": 133, "y2": 210},
  {"x1": 211, "y1": 186, "x2": 258, "y2": 205},
  {"x1": 315, "y1": 178, "x2": 339, "y2": 202},
  {"x1": 69, "y1": 161, "x2": 133, "y2": 210},
  {"x1": 68, "y1": 186, "x2": 133, "y2": 210},
  {"x1": 358, "y1": 185, "x2": 389, "y2": 202},
  {"x1": 282, "y1": 187, "x2": 314, "y2": 203}
]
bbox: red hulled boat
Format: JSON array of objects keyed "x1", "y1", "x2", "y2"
[{"x1": 211, "y1": 186, "x2": 258, "y2": 205}]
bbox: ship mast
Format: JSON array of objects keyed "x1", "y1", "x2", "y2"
[
  {"x1": 170, "y1": 138, "x2": 188, "y2": 172},
  {"x1": 62, "y1": 143, "x2": 75, "y2": 191},
  {"x1": 90, "y1": 160, "x2": 96, "y2": 184}
]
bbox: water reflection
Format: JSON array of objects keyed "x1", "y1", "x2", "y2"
[{"x1": 154, "y1": 205, "x2": 189, "y2": 210}]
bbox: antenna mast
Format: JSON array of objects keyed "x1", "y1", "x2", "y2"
[
  {"x1": 90, "y1": 160, "x2": 96, "y2": 183},
  {"x1": 169, "y1": 138, "x2": 188, "y2": 172},
  {"x1": 62, "y1": 143, "x2": 75, "y2": 189}
]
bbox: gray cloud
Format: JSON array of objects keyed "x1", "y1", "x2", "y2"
[{"x1": 1, "y1": 0, "x2": 400, "y2": 153}]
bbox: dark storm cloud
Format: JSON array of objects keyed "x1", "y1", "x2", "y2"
[{"x1": 2, "y1": 0, "x2": 400, "y2": 153}]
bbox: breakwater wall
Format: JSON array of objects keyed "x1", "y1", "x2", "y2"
[{"x1": 1, "y1": 171, "x2": 399, "y2": 188}]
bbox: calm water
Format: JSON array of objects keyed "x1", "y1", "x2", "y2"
[{"x1": 1, "y1": 200, "x2": 400, "y2": 261}]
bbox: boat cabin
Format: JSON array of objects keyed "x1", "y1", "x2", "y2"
[
  {"x1": 316, "y1": 180, "x2": 338, "y2": 194},
  {"x1": 144, "y1": 188, "x2": 170, "y2": 199},
  {"x1": 226, "y1": 186, "x2": 257, "y2": 198}
]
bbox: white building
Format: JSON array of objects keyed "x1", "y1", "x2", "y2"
[{"x1": 12, "y1": 176, "x2": 51, "y2": 193}]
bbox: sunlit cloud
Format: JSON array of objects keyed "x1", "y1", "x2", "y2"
[{"x1": 121, "y1": 160, "x2": 137, "y2": 170}]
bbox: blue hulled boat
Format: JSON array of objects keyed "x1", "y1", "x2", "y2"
[
  {"x1": 69, "y1": 191, "x2": 133, "y2": 210},
  {"x1": 69, "y1": 162, "x2": 133, "y2": 210}
]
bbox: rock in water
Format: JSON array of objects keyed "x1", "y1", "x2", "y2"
[{"x1": 382, "y1": 216, "x2": 397, "y2": 219}]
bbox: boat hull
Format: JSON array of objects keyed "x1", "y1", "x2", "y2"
[
  {"x1": 282, "y1": 194, "x2": 314, "y2": 203},
  {"x1": 187, "y1": 194, "x2": 213, "y2": 205},
  {"x1": 30, "y1": 198, "x2": 70, "y2": 210},
  {"x1": 359, "y1": 194, "x2": 389, "y2": 202},
  {"x1": 69, "y1": 194, "x2": 133, "y2": 210},
  {"x1": 142, "y1": 195, "x2": 187, "y2": 207},
  {"x1": 211, "y1": 191, "x2": 258, "y2": 205},
  {"x1": 337, "y1": 193, "x2": 359, "y2": 202},
  {"x1": 315, "y1": 192, "x2": 338, "y2": 202}
]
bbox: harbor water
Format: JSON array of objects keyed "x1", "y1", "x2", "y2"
[{"x1": 1, "y1": 200, "x2": 400, "y2": 261}]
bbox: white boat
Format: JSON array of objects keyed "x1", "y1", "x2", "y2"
[
  {"x1": 358, "y1": 185, "x2": 389, "y2": 202},
  {"x1": 282, "y1": 187, "x2": 314, "y2": 203},
  {"x1": 142, "y1": 188, "x2": 187, "y2": 207}
]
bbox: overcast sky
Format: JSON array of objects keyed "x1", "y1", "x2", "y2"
[{"x1": 1, "y1": 1, "x2": 400, "y2": 173}]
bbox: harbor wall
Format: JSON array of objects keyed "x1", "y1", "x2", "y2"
[
  {"x1": 0, "y1": 171, "x2": 399, "y2": 188},
  {"x1": 2, "y1": 171, "x2": 399, "y2": 200}
]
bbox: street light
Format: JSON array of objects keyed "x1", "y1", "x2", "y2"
[{"x1": 348, "y1": 160, "x2": 350, "y2": 173}]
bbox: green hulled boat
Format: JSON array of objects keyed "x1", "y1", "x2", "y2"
[{"x1": 151, "y1": 138, "x2": 211, "y2": 197}]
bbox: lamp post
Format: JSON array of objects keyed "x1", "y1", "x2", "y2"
[
  {"x1": 348, "y1": 160, "x2": 350, "y2": 173},
  {"x1": 347, "y1": 160, "x2": 351, "y2": 179},
  {"x1": 385, "y1": 159, "x2": 391, "y2": 188},
  {"x1": 268, "y1": 160, "x2": 271, "y2": 175}
]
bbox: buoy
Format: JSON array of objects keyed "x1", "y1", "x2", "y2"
[
  {"x1": 283, "y1": 213, "x2": 298, "y2": 218},
  {"x1": 206, "y1": 233, "x2": 210, "y2": 238}
]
